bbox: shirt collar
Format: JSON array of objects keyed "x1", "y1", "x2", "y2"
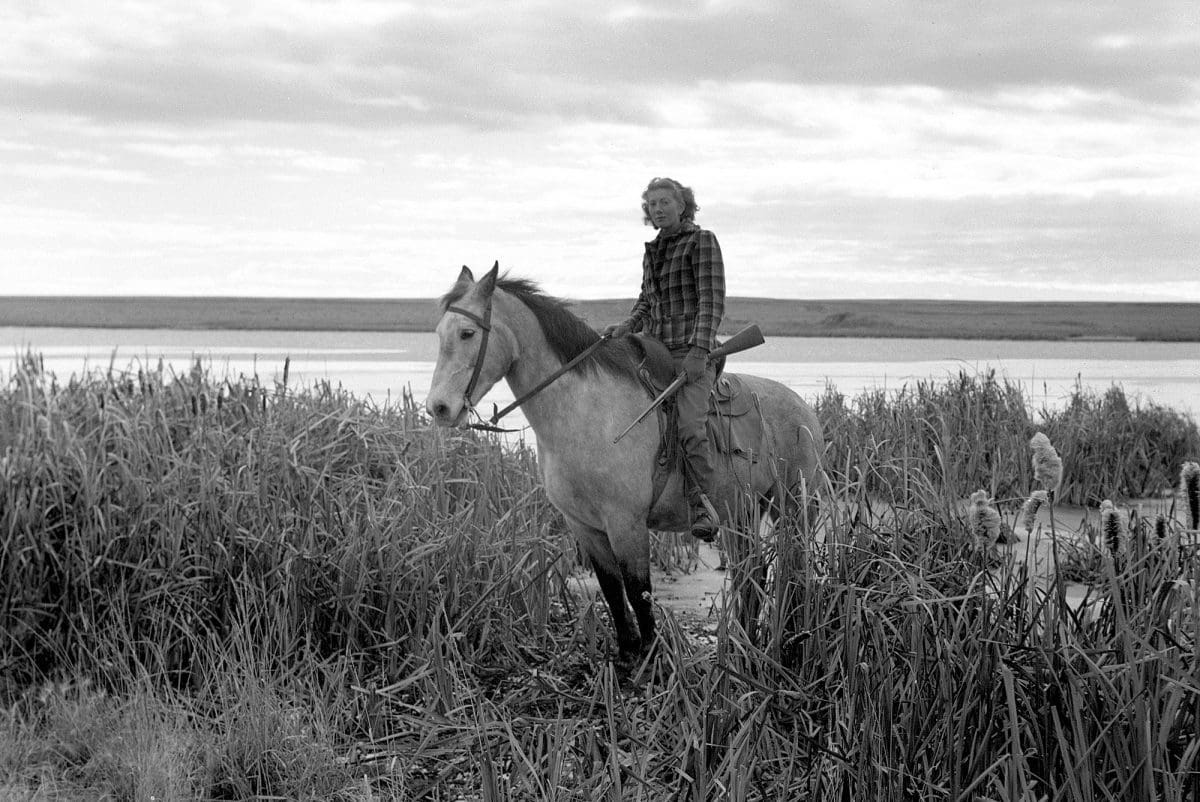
[{"x1": 647, "y1": 221, "x2": 698, "y2": 245}]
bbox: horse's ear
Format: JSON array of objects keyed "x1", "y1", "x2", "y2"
[
  {"x1": 478, "y1": 262, "x2": 499, "y2": 297},
  {"x1": 457, "y1": 265, "x2": 474, "y2": 283}
]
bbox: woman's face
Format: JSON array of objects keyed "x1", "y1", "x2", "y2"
[{"x1": 646, "y1": 188, "x2": 683, "y2": 230}]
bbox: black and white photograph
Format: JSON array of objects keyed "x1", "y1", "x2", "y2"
[{"x1": 2, "y1": 2, "x2": 1198, "y2": 798}]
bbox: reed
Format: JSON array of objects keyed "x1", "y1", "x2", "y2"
[
  {"x1": 1030, "y1": 431, "x2": 1063, "y2": 501},
  {"x1": 815, "y1": 370, "x2": 1199, "y2": 505},
  {"x1": 966, "y1": 489, "x2": 1001, "y2": 549},
  {"x1": 1099, "y1": 499, "x2": 1127, "y2": 564},
  {"x1": 1019, "y1": 490, "x2": 1049, "y2": 535},
  {"x1": 2, "y1": 355, "x2": 1199, "y2": 798},
  {"x1": 1182, "y1": 461, "x2": 1200, "y2": 530}
]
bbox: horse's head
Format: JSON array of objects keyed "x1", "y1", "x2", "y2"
[{"x1": 425, "y1": 262, "x2": 515, "y2": 427}]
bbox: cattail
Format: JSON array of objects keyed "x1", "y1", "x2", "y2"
[
  {"x1": 1019, "y1": 490, "x2": 1048, "y2": 535},
  {"x1": 1100, "y1": 499, "x2": 1125, "y2": 562},
  {"x1": 967, "y1": 490, "x2": 1001, "y2": 548},
  {"x1": 1030, "y1": 432, "x2": 1063, "y2": 501},
  {"x1": 1154, "y1": 512, "x2": 1168, "y2": 543},
  {"x1": 1181, "y1": 461, "x2": 1200, "y2": 530}
]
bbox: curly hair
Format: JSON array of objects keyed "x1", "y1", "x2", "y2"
[{"x1": 641, "y1": 177, "x2": 698, "y2": 226}]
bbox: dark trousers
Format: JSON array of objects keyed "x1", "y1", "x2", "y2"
[{"x1": 670, "y1": 348, "x2": 718, "y2": 503}]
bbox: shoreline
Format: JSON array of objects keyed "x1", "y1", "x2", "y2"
[{"x1": 2, "y1": 296, "x2": 1200, "y2": 342}]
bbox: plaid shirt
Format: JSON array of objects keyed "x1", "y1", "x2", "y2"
[{"x1": 625, "y1": 223, "x2": 725, "y2": 352}]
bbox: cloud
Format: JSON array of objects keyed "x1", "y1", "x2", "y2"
[
  {"x1": 2, "y1": 1, "x2": 1196, "y2": 129},
  {"x1": 714, "y1": 191, "x2": 1200, "y2": 299},
  {"x1": 125, "y1": 142, "x2": 226, "y2": 165},
  {"x1": 2, "y1": 1, "x2": 1197, "y2": 302}
]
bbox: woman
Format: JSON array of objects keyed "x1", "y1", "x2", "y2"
[{"x1": 604, "y1": 177, "x2": 726, "y2": 540}]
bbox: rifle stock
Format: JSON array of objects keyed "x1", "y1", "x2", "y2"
[{"x1": 709, "y1": 324, "x2": 764, "y2": 360}]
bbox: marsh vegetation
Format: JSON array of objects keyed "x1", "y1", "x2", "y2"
[{"x1": 2, "y1": 354, "x2": 1198, "y2": 799}]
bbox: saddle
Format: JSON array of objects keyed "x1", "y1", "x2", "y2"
[
  {"x1": 629, "y1": 333, "x2": 727, "y2": 385},
  {"x1": 628, "y1": 335, "x2": 766, "y2": 507}
]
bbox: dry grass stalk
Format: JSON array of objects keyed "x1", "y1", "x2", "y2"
[
  {"x1": 1019, "y1": 490, "x2": 1049, "y2": 535},
  {"x1": 1029, "y1": 432, "x2": 1063, "y2": 501},
  {"x1": 1099, "y1": 499, "x2": 1126, "y2": 562},
  {"x1": 1181, "y1": 461, "x2": 1200, "y2": 529},
  {"x1": 967, "y1": 489, "x2": 1001, "y2": 548},
  {"x1": 1154, "y1": 512, "x2": 1169, "y2": 542}
]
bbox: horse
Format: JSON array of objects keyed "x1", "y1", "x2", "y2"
[{"x1": 425, "y1": 263, "x2": 824, "y2": 667}]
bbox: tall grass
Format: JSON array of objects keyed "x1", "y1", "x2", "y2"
[
  {"x1": 753, "y1": 500, "x2": 1200, "y2": 800},
  {"x1": 0, "y1": 354, "x2": 565, "y2": 686},
  {"x1": 815, "y1": 368, "x2": 1200, "y2": 505},
  {"x1": 2, "y1": 356, "x2": 1198, "y2": 798}
]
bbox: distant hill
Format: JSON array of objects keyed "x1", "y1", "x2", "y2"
[{"x1": 1, "y1": 296, "x2": 1199, "y2": 341}]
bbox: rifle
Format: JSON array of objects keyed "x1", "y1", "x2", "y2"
[{"x1": 612, "y1": 324, "x2": 766, "y2": 444}]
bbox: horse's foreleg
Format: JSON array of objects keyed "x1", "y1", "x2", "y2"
[
  {"x1": 568, "y1": 518, "x2": 642, "y2": 663},
  {"x1": 618, "y1": 557, "x2": 654, "y2": 658},
  {"x1": 593, "y1": 557, "x2": 643, "y2": 662},
  {"x1": 608, "y1": 520, "x2": 655, "y2": 660}
]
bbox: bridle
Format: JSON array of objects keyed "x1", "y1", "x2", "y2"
[
  {"x1": 445, "y1": 299, "x2": 493, "y2": 415},
  {"x1": 443, "y1": 295, "x2": 610, "y2": 432}
]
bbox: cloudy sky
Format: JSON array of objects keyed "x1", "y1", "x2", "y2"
[{"x1": 2, "y1": 1, "x2": 1198, "y2": 302}]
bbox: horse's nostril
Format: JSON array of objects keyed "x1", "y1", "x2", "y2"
[{"x1": 432, "y1": 401, "x2": 449, "y2": 420}]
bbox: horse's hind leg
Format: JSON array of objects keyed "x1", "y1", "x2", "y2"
[{"x1": 567, "y1": 518, "x2": 643, "y2": 664}]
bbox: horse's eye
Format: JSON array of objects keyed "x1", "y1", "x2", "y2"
[{"x1": 459, "y1": 329, "x2": 476, "y2": 341}]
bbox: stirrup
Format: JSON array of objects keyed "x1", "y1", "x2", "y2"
[{"x1": 690, "y1": 494, "x2": 720, "y2": 542}]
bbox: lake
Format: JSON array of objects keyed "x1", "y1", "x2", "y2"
[{"x1": 2, "y1": 328, "x2": 1196, "y2": 444}]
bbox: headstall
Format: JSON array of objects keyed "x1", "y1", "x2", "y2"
[{"x1": 443, "y1": 296, "x2": 609, "y2": 433}]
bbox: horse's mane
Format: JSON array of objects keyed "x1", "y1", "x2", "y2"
[{"x1": 441, "y1": 274, "x2": 642, "y2": 383}]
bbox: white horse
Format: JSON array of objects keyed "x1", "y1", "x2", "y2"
[{"x1": 425, "y1": 264, "x2": 823, "y2": 667}]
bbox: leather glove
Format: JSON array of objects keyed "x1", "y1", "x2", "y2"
[
  {"x1": 602, "y1": 321, "x2": 631, "y2": 339},
  {"x1": 682, "y1": 347, "x2": 709, "y2": 383}
]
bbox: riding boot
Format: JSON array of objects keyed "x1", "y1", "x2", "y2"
[
  {"x1": 688, "y1": 487, "x2": 720, "y2": 542},
  {"x1": 672, "y1": 350, "x2": 721, "y2": 541}
]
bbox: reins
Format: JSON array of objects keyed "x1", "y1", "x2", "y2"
[{"x1": 446, "y1": 300, "x2": 610, "y2": 433}]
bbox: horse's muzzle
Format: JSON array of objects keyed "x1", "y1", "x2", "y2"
[{"x1": 426, "y1": 397, "x2": 467, "y2": 427}]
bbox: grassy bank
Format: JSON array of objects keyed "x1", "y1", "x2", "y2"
[
  {"x1": 2, "y1": 356, "x2": 1199, "y2": 799},
  {"x1": 817, "y1": 369, "x2": 1200, "y2": 507},
  {"x1": 3, "y1": 296, "x2": 1200, "y2": 340}
]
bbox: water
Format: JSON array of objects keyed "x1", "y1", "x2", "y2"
[{"x1": 2, "y1": 328, "x2": 1197, "y2": 444}]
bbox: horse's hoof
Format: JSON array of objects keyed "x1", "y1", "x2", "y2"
[{"x1": 616, "y1": 644, "x2": 654, "y2": 674}]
